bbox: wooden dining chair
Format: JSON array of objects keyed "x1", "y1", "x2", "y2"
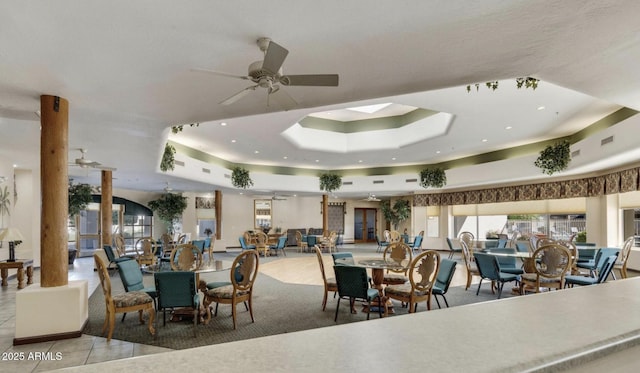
[
  {"x1": 296, "y1": 230, "x2": 308, "y2": 253},
  {"x1": 315, "y1": 246, "x2": 338, "y2": 311},
  {"x1": 613, "y1": 236, "x2": 634, "y2": 279},
  {"x1": 461, "y1": 240, "x2": 481, "y2": 290},
  {"x1": 169, "y1": 244, "x2": 203, "y2": 271},
  {"x1": 520, "y1": 244, "x2": 571, "y2": 294},
  {"x1": 384, "y1": 250, "x2": 440, "y2": 312},
  {"x1": 134, "y1": 237, "x2": 158, "y2": 267},
  {"x1": 94, "y1": 254, "x2": 155, "y2": 341},
  {"x1": 382, "y1": 242, "x2": 413, "y2": 285}
]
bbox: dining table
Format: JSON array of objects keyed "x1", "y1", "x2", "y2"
[
  {"x1": 335, "y1": 256, "x2": 409, "y2": 316},
  {"x1": 143, "y1": 260, "x2": 233, "y2": 323}
]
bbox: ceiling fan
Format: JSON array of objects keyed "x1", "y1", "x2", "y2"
[
  {"x1": 192, "y1": 37, "x2": 339, "y2": 110},
  {"x1": 361, "y1": 193, "x2": 381, "y2": 202},
  {"x1": 69, "y1": 148, "x2": 116, "y2": 171}
]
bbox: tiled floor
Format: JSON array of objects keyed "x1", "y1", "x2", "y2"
[{"x1": 0, "y1": 256, "x2": 172, "y2": 372}]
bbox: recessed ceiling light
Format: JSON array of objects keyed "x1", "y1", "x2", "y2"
[
  {"x1": 13, "y1": 164, "x2": 17, "y2": 168},
  {"x1": 436, "y1": 150, "x2": 441, "y2": 154},
  {"x1": 231, "y1": 139, "x2": 236, "y2": 143},
  {"x1": 482, "y1": 139, "x2": 488, "y2": 142},
  {"x1": 537, "y1": 106, "x2": 545, "y2": 111},
  {"x1": 358, "y1": 160, "x2": 363, "y2": 163},
  {"x1": 220, "y1": 122, "x2": 227, "y2": 126},
  {"x1": 505, "y1": 126, "x2": 513, "y2": 130},
  {"x1": 346, "y1": 103, "x2": 392, "y2": 114},
  {"x1": 283, "y1": 156, "x2": 288, "y2": 159},
  {"x1": 315, "y1": 159, "x2": 319, "y2": 162},
  {"x1": 254, "y1": 150, "x2": 259, "y2": 154},
  {"x1": 391, "y1": 157, "x2": 396, "y2": 161}
]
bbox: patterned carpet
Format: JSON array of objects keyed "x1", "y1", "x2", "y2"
[{"x1": 83, "y1": 252, "x2": 518, "y2": 350}]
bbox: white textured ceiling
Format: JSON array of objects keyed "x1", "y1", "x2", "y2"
[{"x1": 1, "y1": 1, "x2": 640, "y2": 198}]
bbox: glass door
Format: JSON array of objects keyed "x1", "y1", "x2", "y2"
[
  {"x1": 77, "y1": 202, "x2": 100, "y2": 257},
  {"x1": 354, "y1": 208, "x2": 377, "y2": 243}
]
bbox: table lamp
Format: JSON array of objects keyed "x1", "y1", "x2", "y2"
[{"x1": 0, "y1": 227, "x2": 24, "y2": 262}]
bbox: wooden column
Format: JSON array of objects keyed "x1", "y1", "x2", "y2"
[
  {"x1": 215, "y1": 190, "x2": 222, "y2": 239},
  {"x1": 322, "y1": 194, "x2": 329, "y2": 233},
  {"x1": 101, "y1": 170, "x2": 113, "y2": 249},
  {"x1": 40, "y1": 95, "x2": 69, "y2": 287}
]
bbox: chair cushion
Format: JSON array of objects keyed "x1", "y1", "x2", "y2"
[
  {"x1": 498, "y1": 272, "x2": 520, "y2": 282},
  {"x1": 501, "y1": 268, "x2": 524, "y2": 275},
  {"x1": 565, "y1": 275, "x2": 597, "y2": 286},
  {"x1": 326, "y1": 277, "x2": 337, "y2": 287},
  {"x1": 206, "y1": 281, "x2": 231, "y2": 289},
  {"x1": 366, "y1": 288, "x2": 381, "y2": 301},
  {"x1": 112, "y1": 291, "x2": 153, "y2": 308},
  {"x1": 521, "y1": 273, "x2": 562, "y2": 283},
  {"x1": 383, "y1": 274, "x2": 408, "y2": 284},
  {"x1": 206, "y1": 284, "x2": 250, "y2": 299},
  {"x1": 384, "y1": 284, "x2": 429, "y2": 297}
]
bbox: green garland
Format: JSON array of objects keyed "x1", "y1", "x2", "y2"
[
  {"x1": 419, "y1": 168, "x2": 447, "y2": 188},
  {"x1": 231, "y1": 167, "x2": 253, "y2": 189},
  {"x1": 466, "y1": 77, "x2": 539, "y2": 92},
  {"x1": 160, "y1": 143, "x2": 176, "y2": 172},
  {"x1": 319, "y1": 173, "x2": 342, "y2": 193},
  {"x1": 534, "y1": 140, "x2": 571, "y2": 175}
]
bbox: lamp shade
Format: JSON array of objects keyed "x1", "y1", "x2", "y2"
[{"x1": 0, "y1": 227, "x2": 24, "y2": 242}]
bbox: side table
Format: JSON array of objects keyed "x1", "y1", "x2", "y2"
[{"x1": 0, "y1": 259, "x2": 34, "y2": 289}]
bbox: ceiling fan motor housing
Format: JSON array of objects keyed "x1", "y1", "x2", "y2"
[{"x1": 248, "y1": 61, "x2": 282, "y2": 84}]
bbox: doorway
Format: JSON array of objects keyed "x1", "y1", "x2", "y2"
[{"x1": 354, "y1": 208, "x2": 377, "y2": 243}]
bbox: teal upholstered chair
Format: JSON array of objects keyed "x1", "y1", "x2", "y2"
[
  {"x1": 332, "y1": 252, "x2": 354, "y2": 265},
  {"x1": 116, "y1": 259, "x2": 157, "y2": 321},
  {"x1": 103, "y1": 244, "x2": 134, "y2": 271},
  {"x1": 473, "y1": 252, "x2": 519, "y2": 299},
  {"x1": 192, "y1": 239, "x2": 206, "y2": 253},
  {"x1": 488, "y1": 248, "x2": 524, "y2": 276},
  {"x1": 333, "y1": 265, "x2": 382, "y2": 322},
  {"x1": 515, "y1": 242, "x2": 530, "y2": 253},
  {"x1": 269, "y1": 236, "x2": 287, "y2": 256},
  {"x1": 376, "y1": 235, "x2": 389, "y2": 253},
  {"x1": 577, "y1": 248, "x2": 619, "y2": 277},
  {"x1": 497, "y1": 239, "x2": 508, "y2": 248},
  {"x1": 239, "y1": 236, "x2": 256, "y2": 250},
  {"x1": 446, "y1": 237, "x2": 463, "y2": 259},
  {"x1": 411, "y1": 235, "x2": 423, "y2": 252},
  {"x1": 565, "y1": 253, "x2": 618, "y2": 287},
  {"x1": 154, "y1": 271, "x2": 200, "y2": 337},
  {"x1": 432, "y1": 258, "x2": 457, "y2": 308}
]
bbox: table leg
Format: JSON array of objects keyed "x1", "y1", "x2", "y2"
[
  {"x1": 27, "y1": 265, "x2": 33, "y2": 285},
  {"x1": 17, "y1": 268, "x2": 25, "y2": 289},
  {"x1": 1, "y1": 268, "x2": 7, "y2": 287}
]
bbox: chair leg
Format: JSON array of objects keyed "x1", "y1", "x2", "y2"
[
  {"x1": 434, "y1": 295, "x2": 442, "y2": 309},
  {"x1": 366, "y1": 301, "x2": 371, "y2": 320},
  {"x1": 334, "y1": 298, "x2": 341, "y2": 322},
  {"x1": 377, "y1": 297, "x2": 383, "y2": 319},
  {"x1": 476, "y1": 278, "x2": 483, "y2": 296},
  {"x1": 121, "y1": 312, "x2": 127, "y2": 322},
  {"x1": 193, "y1": 307, "x2": 198, "y2": 337},
  {"x1": 497, "y1": 282, "x2": 503, "y2": 299},
  {"x1": 442, "y1": 295, "x2": 449, "y2": 308},
  {"x1": 248, "y1": 296, "x2": 255, "y2": 323},
  {"x1": 322, "y1": 290, "x2": 328, "y2": 311},
  {"x1": 231, "y1": 303, "x2": 237, "y2": 330},
  {"x1": 466, "y1": 272, "x2": 472, "y2": 290}
]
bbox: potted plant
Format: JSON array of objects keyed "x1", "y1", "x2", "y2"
[
  {"x1": 419, "y1": 168, "x2": 447, "y2": 188},
  {"x1": 68, "y1": 181, "x2": 94, "y2": 263},
  {"x1": 231, "y1": 167, "x2": 253, "y2": 189},
  {"x1": 204, "y1": 228, "x2": 213, "y2": 237},
  {"x1": 160, "y1": 143, "x2": 176, "y2": 172},
  {"x1": 319, "y1": 173, "x2": 342, "y2": 193},
  {"x1": 380, "y1": 199, "x2": 411, "y2": 230},
  {"x1": 148, "y1": 193, "x2": 188, "y2": 234},
  {"x1": 534, "y1": 140, "x2": 571, "y2": 175},
  {"x1": 575, "y1": 231, "x2": 587, "y2": 243}
]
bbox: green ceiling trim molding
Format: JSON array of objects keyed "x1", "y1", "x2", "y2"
[
  {"x1": 298, "y1": 108, "x2": 438, "y2": 133},
  {"x1": 170, "y1": 107, "x2": 637, "y2": 180}
]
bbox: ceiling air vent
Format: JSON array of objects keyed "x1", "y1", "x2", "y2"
[
  {"x1": 202, "y1": 168, "x2": 211, "y2": 174},
  {"x1": 224, "y1": 174, "x2": 230, "y2": 179},
  {"x1": 405, "y1": 178, "x2": 418, "y2": 183},
  {"x1": 373, "y1": 180, "x2": 384, "y2": 184},
  {"x1": 601, "y1": 135, "x2": 614, "y2": 146},
  {"x1": 342, "y1": 181, "x2": 353, "y2": 185},
  {"x1": 571, "y1": 150, "x2": 580, "y2": 158},
  {"x1": 175, "y1": 160, "x2": 185, "y2": 167}
]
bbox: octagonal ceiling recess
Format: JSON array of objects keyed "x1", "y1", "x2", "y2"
[{"x1": 281, "y1": 103, "x2": 453, "y2": 153}]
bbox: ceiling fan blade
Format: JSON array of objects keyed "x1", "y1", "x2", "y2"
[
  {"x1": 269, "y1": 87, "x2": 297, "y2": 111},
  {"x1": 220, "y1": 85, "x2": 258, "y2": 105},
  {"x1": 280, "y1": 74, "x2": 339, "y2": 86},
  {"x1": 95, "y1": 165, "x2": 117, "y2": 171},
  {"x1": 261, "y1": 40, "x2": 288, "y2": 75},
  {"x1": 191, "y1": 68, "x2": 251, "y2": 81}
]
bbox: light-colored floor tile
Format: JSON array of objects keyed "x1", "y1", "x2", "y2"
[
  {"x1": 133, "y1": 343, "x2": 173, "y2": 356},
  {"x1": 0, "y1": 357, "x2": 39, "y2": 371},
  {"x1": 32, "y1": 349, "x2": 91, "y2": 372},
  {"x1": 85, "y1": 342, "x2": 134, "y2": 364},
  {"x1": 49, "y1": 335, "x2": 97, "y2": 353}
]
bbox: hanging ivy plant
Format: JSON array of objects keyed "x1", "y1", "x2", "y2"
[
  {"x1": 466, "y1": 77, "x2": 540, "y2": 92},
  {"x1": 319, "y1": 173, "x2": 342, "y2": 193},
  {"x1": 148, "y1": 193, "x2": 188, "y2": 232},
  {"x1": 231, "y1": 167, "x2": 253, "y2": 189},
  {"x1": 534, "y1": 140, "x2": 571, "y2": 175},
  {"x1": 68, "y1": 181, "x2": 94, "y2": 217},
  {"x1": 171, "y1": 123, "x2": 200, "y2": 134},
  {"x1": 160, "y1": 143, "x2": 176, "y2": 172},
  {"x1": 380, "y1": 199, "x2": 411, "y2": 230},
  {"x1": 419, "y1": 168, "x2": 447, "y2": 188}
]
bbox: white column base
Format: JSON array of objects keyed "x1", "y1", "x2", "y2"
[{"x1": 14, "y1": 280, "x2": 88, "y2": 344}]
